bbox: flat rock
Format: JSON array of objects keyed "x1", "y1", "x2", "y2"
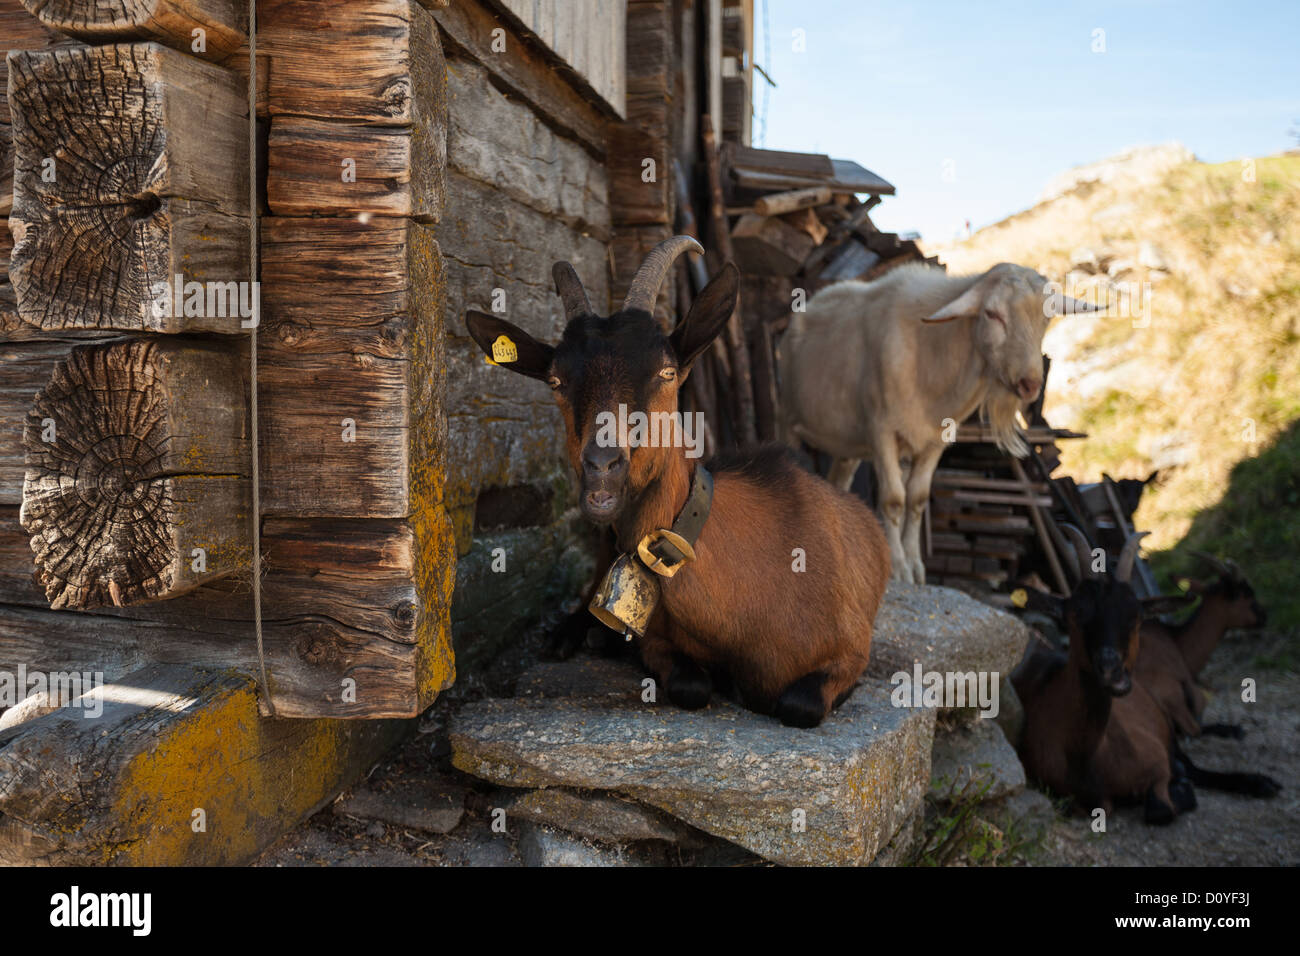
[
  {"x1": 867, "y1": 582, "x2": 1033, "y2": 705},
  {"x1": 505, "y1": 788, "x2": 682, "y2": 844},
  {"x1": 336, "y1": 777, "x2": 466, "y2": 836},
  {"x1": 451, "y1": 665, "x2": 934, "y2": 866},
  {"x1": 929, "y1": 719, "x2": 1025, "y2": 803}
]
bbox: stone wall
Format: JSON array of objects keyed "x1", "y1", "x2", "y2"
[{"x1": 436, "y1": 41, "x2": 611, "y2": 671}]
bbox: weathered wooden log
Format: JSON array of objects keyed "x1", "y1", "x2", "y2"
[
  {"x1": 268, "y1": 118, "x2": 440, "y2": 220},
  {"x1": 753, "y1": 185, "x2": 832, "y2": 217},
  {"x1": 0, "y1": 0, "x2": 74, "y2": 124},
  {"x1": 703, "y1": 115, "x2": 757, "y2": 445},
  {"x1": 258, "y1": 216, "x2": 444, "y2": 520},
  {"x1": 0, "y1": 507, "x2": 455, "y2": 719},
  {"x1": 0, "y1": 337, "x2": 121, "y2": 501},
  {"x1": 7, "y1": 43, "x2": 248, "y2": 333},
  {"x1": 0, "y1": 663, "x2": 405, "y2": 864},
  {"x1": 18, "y1": 0, "x2": 245, "y2": 61},
  {"x1": 731, "y1": 213, "x2": 816, "y2": 276},
  {"x1": 262, "y1": 1, "x2": 445, "y2": 219},
  {"x1": 429, "y1": 0, "x2": 608, "y2": 153},
  {"x1": 782, "y1": 206, "x2": 829, "y2": 245},
  {"x1": 20, "y1": 337, "x2": 249, "y2": 609}
]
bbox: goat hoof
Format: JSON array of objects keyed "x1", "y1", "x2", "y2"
[
  {"x1": 1170, "y1": 777, "x2": 1198, "y2": 813},
  {"x1": 666, "y1": 656, "x2": 712, "y2": 710},
  {"x1": 1245, "y1": 774, "x2": 1282, "y2": 798},
  {"x1": 1143, "y1": 791, "x2": 1177, "y2": 826},
  {"x1": 776, "y1": 671, "x2": 829, "y2": 729}
]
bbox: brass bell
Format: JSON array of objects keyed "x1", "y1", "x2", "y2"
[{"x1": 588, "y1": 552, "x2": 660, "y2": 640}]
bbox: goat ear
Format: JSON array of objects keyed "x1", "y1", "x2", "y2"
[
  {"x1": 465, "y1": 310, "x2": 555, "y2": 381},
  {"x1": 671, "y1": 262, "x2": 738, "y2": 368},
  {"x1": 1141, "y1": 594, "x2": 1196, "y2": 618},
  {"x1": 1017, "y1": 587, "x2": 1064, "y2": 619},
  {"x1": 922, "y1": 282, "x2": 984, "y2": 323}
]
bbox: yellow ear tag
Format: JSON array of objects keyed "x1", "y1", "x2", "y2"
[
  {"x1": 1010, "y1": 588, "x2": 1028, "y2": 609},
  {"x1": 491, "y1": 335, "x2": 518, "y2": 365}
]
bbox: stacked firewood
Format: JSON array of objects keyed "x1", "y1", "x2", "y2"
[{"x1": 676, "y1": 132, "x2": 941, "y2": 454}]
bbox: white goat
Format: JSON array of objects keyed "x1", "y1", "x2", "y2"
[{"x1": 778, "y1": 262, "x2": 1101, "y2": 583}]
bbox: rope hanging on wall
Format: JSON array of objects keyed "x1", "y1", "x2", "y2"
[{"x1": 248, "y1": 1, "x2": 274, "y2": 716}]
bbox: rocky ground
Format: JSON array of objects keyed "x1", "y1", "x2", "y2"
[
  {"x1": 1035, "y1": 626, "x2": 1299, "y2": 866},
  {"x1": 255, "y1": 595, "x2": 1297, "y2": 868}
]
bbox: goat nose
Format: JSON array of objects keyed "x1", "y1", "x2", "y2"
[
  {"x1": 1098, "y1": 647, "x2": 1122, "y2": 671},
  {"x1": 1017, "y1": 377, "x2": 1042, "y2": 400},
  {"x1": 583, "y1": 443, "x2": 625, "y2": 475}
]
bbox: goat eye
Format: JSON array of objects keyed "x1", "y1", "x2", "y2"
[
  {"x1": 659, "y1": 367, "x2": 677, "y2": 381},
  {"x1": 547, "y1": 376, "x2": 562, "y2": 390}
]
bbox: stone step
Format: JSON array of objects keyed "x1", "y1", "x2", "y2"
[
  {"x1": 869, "y1": 582, "x2": 1032, "y2": 715},
  {"x1": 451, "y1": 659, "x2": 935, "y2": 866},
  {"x1": 929, "y1": 718, "x2": 1026, "y2": 803}
]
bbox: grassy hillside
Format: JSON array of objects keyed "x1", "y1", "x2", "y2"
[{"x1": 935, "y1": 151, "x2": 1300, "y2": 627}]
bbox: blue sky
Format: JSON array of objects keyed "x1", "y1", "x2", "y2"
[{"x1": 754, "y1": 0, "x2": 1300, "y2": 242}]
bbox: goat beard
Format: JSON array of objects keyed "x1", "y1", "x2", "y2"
[{"x1": 980, "y1": 386, "x2": 1029, "y2": 458}]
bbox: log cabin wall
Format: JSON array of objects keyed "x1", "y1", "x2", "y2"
[
  {"x1": 0, "y1": 0, "x2": 456, "y2": 720},
  {"x1": 0, "y1": 0, "x2": 715, "y2": 716}
]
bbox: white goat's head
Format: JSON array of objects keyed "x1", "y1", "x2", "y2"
[{"x1": 923, "y1": 263, "x2": 1103, "y2": 453}]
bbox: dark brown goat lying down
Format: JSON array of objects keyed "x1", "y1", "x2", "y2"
[{"x1": 466, "y1": 236, "x2": 891, "y2": 727}]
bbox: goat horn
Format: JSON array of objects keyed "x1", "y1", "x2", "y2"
[
  {"x1": 1115, "y1": 531, "x2": 1149, "y2": 584},
  {"x1": 1062, "y1": 524, "x2": 1095, "y2": 582},
  {"x1": 552, "y1": 262, "x2": 593, "y2": 320},
  {"x1": 621, "y1": 235, "x2": 704, "y2": 315},
  {"x1": 1189, "y1": 550, "x2": 1232, "y2": 578}
]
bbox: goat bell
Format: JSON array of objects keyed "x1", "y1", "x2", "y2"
[{"x1": 588, "y1": 553, "x2": 660, "y2": 640}]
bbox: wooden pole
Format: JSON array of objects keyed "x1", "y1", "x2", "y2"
[{"x1": 701, "y1": 114, "x2": 756, "y2": 445}]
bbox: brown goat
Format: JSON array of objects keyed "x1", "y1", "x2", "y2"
[
  {"x1": 466, "y1": 236, "x2": 891, "y2": 727},
  {"x1": 1135, "y1": 553, "x2": 1267, "y2": 739},
  {"x1": 1013, "y1": 529, "x2": 1280, "y2": 824}
]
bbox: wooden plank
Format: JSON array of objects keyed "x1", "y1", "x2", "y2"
[
  {"x1": 430, "y1": 0, "x2": 608, "y2": 153},
  {"x1": 7, "y1": 43, "x2": 249, "y2": 333},
  {"x1": 816, "y1": 239, "x2": 880, "y2": 281},
  {"x1": 21, "y1": 338, "x2": 250, "y2": 608},
  {"x1": 18, "y1": 0, "x2": 245, "y2": 60},
  {"x1": 730, "y1": 213, "x2": 814, "y2": 276},
  {"x1": 724, "y1": 143, "x2": 834, "y2": 179},
  {"x1": 0, "y1": 1, "x2": 82, "y2": 125},
  {"x1": 267, "y1": 118, "x2": 441, "y2": 220},
  {"x1": 0, "y1": 663, "x2": 405, "y2": 864},
  {"x1": 258, "y1": 216, "x2": 442, "y2": 519},
  {"x1": 492, "y1": 0, "x2": 625, "y2": 116},
  {"x1": 262, "y1": 0, "x2": 440, "y2": 126},
  {"x1": 754, "y1": 185, "x2": 831, "y2": 216},
  {"x1": 0, "y1": 507, "x2": 455, "y2": 718}
]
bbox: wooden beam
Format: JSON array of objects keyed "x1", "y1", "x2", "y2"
[
  {"x1": 429, "y1": 0, "x2": 607, "y2": 156},
  {"x1": 730, "y1": 213, "x2": 815, "y2": 276},
  {"x1": 258, "y1": 216, "x2": 444, "y2": 519},
  {"x1": 0, "y1": 663, "x2": 406, "y2": 864},
  {"x1": 7, "y1": 43, "x2": 249, "y2": 334},
  {"x1": 16, "y1": 0, "x2": 246, "y2": 61},
  {"x1": 754, "y1": 185, "x2": 832, "y2": 217},
  {"x1": 0, "y1": 508, "x2": 456, "y2": 718},
  {"x1": 21, "y1": 338, "x2": 250, "y2": 609},
  {"x1": 267, "y1": 118, "x2": 441, "y2": 220}
]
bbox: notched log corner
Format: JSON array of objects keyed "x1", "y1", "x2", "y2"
[
  {"x1": 20, "y1": 337, "x2": 250, "y2": 609},
  {"x1": 6, "y1": 41, "x2": 248, "y2": 333}
]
